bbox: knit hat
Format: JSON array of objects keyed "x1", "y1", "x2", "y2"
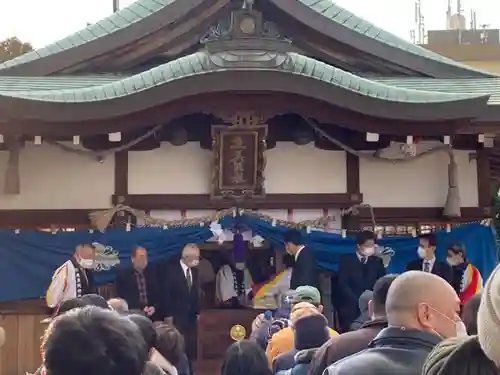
[
  {"x1": 478, "y1": 263, "x2": 500, "y2": 367},
  {"x1": 268, "y1": 318, "x2": 289, "y2": 340},
  {"x1": 423, "y1": 336, "x2": 498, "y2": 375},
  {"x1": 293, "y1": 314, "x2": 329, "y2": 350}
]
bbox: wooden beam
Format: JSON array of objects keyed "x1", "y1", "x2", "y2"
[
  {"x1": 476, "y1": 148, "x2": 492, "y2": 209},
  {"x1": 343, "y1": 152, "x2": 361, "y2": 232},
  {"x1": 0, "y1": 206, "x2": 486, "y2": 228},
  {"x1": 113, "y1": 193, "x2": 363, "y2": 210},
  {"x1": 0, "y1": 209, "x2": 95, "y2": 228},
  {"x1": 114, "y1": 151, "x2": 129, "y2": 198},
  {"x1": 359, "y1": 207, "x2": 487, "y2": 225},
  {"x1": 345, "y1": 152, "x2": 360, "y2": 198}
]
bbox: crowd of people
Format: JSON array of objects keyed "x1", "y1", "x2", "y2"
[
  {"x1": 2, "y1": 228, "x2": 493, "y2": 375},
  {"x1": 11, "y1": 264, "x2": 496, "y2": 375}
]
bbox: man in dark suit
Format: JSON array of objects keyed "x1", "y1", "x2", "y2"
[
  {"x1": 115, "y1": 246, "x2": 159, "y2": 319},
  {"x1": 160, "y1": 243, "x2": 200, "y2": 372},
  {"x1": 284, "y1": 230, "x2": 319, "y2": 290},
  {"x1": 406, "y1": 232, "x2": 452, "y2": 283},
  {"x1": 337, "y1": 230, "x2": 386, "y2": 332}
]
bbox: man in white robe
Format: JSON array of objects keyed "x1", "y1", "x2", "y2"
[
  {"x1": 216, "y1": 261, "x2": 253, "y2": 308},
  {"x1": 46, "y1": 243, "x2": 96, "y2": 309}
]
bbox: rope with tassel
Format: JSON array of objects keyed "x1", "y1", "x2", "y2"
[{"x1": 303, "y1": 117, "x2": 461, "y2": 217}]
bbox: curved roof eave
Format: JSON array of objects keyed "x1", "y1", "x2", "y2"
[
  {"x1": 269, "y1": 0, "x2": 497, "y2": 78},
  {"x1": 0, "y1": 0, "x2": 215, "y2": 76},
  {"x1": 0, "y1": 52, "x2": 490, "y2": 123}
]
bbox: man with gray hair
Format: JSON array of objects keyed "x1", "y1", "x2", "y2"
[
  {"x1": 108, "y1": 298, "x2": 129, "y2": 313},
  {"x1": 325, "y1": 271, "x2": 461, "y2": 375},
  {"x1": 160, "y1": 243, "x2": 201, "y2": 371}
]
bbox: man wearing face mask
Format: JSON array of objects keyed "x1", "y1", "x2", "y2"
[
  {"x1": 406, "y1": 233, "x2": 452, "y2": 283},
  {"x1": 446, "y1": 244, "x2": 483, "y2": 306},
  {"x1": 160, "y1": 243, "x2": 200, "y2": 371},
  {"x1": 46, "y1": 243, "x2": 96, "y2": 309},
  {"x1": 325, "y1": 271, "x2": 465, "y2": 375},
  {"x1": 115, "y1": 246, "x2": 159, "y2": 319},
  {"x1": 337, "y1": 231, "x2": 386, "y2": 332}
]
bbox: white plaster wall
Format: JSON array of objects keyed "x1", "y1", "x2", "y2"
[
  {"x1": 128, "y1": 142, "x2": 347, "y2": 195},
  {"x1": 359, "y1": 150, "x2": 478, "y2": 207},
  {"x1": 0, "y1": 143, "x2": 114, "y2": 209},
  {"x1": 128, "y1": 143, "x2": 213, "y2": 194},
  {"x1": 265, "y1": 143, "x2": 346, "y2": 193}
]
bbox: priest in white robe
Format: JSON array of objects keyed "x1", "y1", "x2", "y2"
[
  {"x1": 46, "y1": 243, "x2": 96, "y2": 309},
  {"x1": 216, "y1": 261, "x2": 254, "y2": 308}
]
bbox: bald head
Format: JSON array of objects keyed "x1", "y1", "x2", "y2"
[{"x1": 386, "y1": 271, "x2": 460, "y2": 338}]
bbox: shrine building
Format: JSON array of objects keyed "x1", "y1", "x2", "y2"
[{"x1": 1, "y1": 0, "x2": 500, "y2": 373}]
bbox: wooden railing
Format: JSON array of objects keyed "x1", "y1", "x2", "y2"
[{"x1": 0, "y1": 300, "x2": 49, "y2": 375}]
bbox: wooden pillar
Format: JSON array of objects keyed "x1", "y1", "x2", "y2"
[
  {"x1": 343, "y1": 152, "x2": 361, "y2": 233},
  {"x1": 113, "y1": 151, "x2": 131, "y2": 227},
  {"x1": 476, "y1": 147, "x2": 492, "y2": 214}
]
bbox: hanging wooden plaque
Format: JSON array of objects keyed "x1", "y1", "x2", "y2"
[{"x1": 211, "y1": 114, "x2": 267, "y2": 200}]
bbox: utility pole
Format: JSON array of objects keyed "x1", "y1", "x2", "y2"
[{"x1": 113, "y1": 0, "x2": 120, "y2": 13}]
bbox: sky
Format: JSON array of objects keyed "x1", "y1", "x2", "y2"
[{"x1": 0, "y1": 0, "x2": 498, "y2": 48}]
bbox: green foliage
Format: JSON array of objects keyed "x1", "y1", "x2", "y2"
[{"x1": 0, "y1": 37, "x2": 33, "y2": 63}]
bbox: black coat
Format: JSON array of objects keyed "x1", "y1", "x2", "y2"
[
  {"x1": 290, "y1": 247, "x2": 319, "y2": 290},
  {"x1": 159, "y1": 259, "x2": 199, "y2": 333},
  {"x1": 277, "y1": 349, "x2": 319, "y2": 375},
  {"x1": 324, "y1": 328, "x2": 441, "y2": 375},
  {"x1": 273, "y1": 349, "x2": 298, "y2": 374},
  {"x1": 115, "y1": 265, "x2": 159, "y2": 313},
  {"x1": 337, "y1": 254, "x2": 386, "y2": 331},
  {"x1": 406, "y1": 259, "x2": 453, "y2": 283},
  {"x1": 309, "y1": 319, "x2": 388, "y2": 375}
]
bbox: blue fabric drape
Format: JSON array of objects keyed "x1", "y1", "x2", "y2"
[
  {"x1": 0, "y1": 226, "x2": 213, "y2": 302},
  {"x1": 241, "y1": 215, "x2": 498, "y2": 278},
  {"x1": 0, "y1": 215, "x2": 497, "y2": 303}
]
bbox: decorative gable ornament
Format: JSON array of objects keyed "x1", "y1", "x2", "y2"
[{"x1": 200, "y1": 3, "x2": 292, "y2": 55}]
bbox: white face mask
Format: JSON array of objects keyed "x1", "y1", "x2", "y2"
[
  {"x1": 78, "y1": 258, "x2": 94, "y2": 269},
  {"x1": 417, "y1": 247, "x2": 427, "y2": 259},
  {"x1": 455, "y1": 320, "x2": 468, "y2": 337},
  {"x1": 189, "y1": 259, "x2": 199, "y2": 268},
  {"x1": 363, "y1": 247, "x2": 375, "y2": 256},
  {"x1": 446, "y1": 257, "x2": 459, "y2": 267},
  {"x1": 235, "y1": 262, "x2": 246, "y2": 270},
  {"x1": 427, "y1": 304, "x2": 463, "y2": 338}
]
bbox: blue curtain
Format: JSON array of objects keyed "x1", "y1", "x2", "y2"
[
  {"x1": 0, "y1": 226, "x2": 213, "y2": 302},
  {"x1": 0, "y1": 216, "x2": 496, "y2": 303},
  {"x1": 241, "y1": 215, "x2": 498, "y2": 278}
]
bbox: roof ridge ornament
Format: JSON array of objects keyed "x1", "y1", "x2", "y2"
[{"x1": 200, "y1": 5, "x2": 292, "y2": 54}]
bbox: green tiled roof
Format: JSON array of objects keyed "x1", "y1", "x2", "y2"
[
  {"x1": 299, "y1": 0, "x2": 494, "y2": 76},
  {"x1": 0, "y1": 75, "x2": 122, "y2": 91},
  {"x1": 0, "y1": 0, "x2": 176, "y2": 71},
  {"x1": 373, "y1": 77, "x2": 500, "y2": 105},
  {"x1": 0, "y1": 52, "x2": 487, "y2": 104}
]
